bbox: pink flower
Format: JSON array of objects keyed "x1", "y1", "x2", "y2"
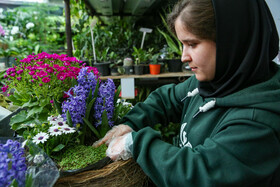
[
  {"x1": 42, "y1": 77, "x2": 51, "y2": 83},
  {"x1": 10, "y1": 73, "x2": 15, "y2": 77},
  {"x1": 32, "y1": 75, "x2": 38, "y2": 80},
  {"x1": 37, "y1": 61, "x2": 43, "y2": 65},
  {"x1": 16, "y1": 69, "x2": 23, "y2": 74},
  {"x1": 17, "y1": 77, "x2": 22, "y2": 80},
  {"x1": 50, "y1": 100, "x2": 54, "y2": 103},
  {"x1": 57, "y1": 72, "x2": 66, "y2": 80},
  {"x1": 45, "y1": 67, "x2": 54, "y2": 73},
  {"x1": 39, "y1": 83, "x2": 43, "y2": 86},
  {"x1": 63, "y1": 62, "x2": 71, "y2": 66},
  {"x1": 4, "y1": 75, "x2": 7, "y2": 78},
  {"x1": 36, "y1": 70, "x2": 48, "y2": 78},
  {"x1": 1, "y1": 85, "x2": 8, "y2": 92},
  {"x1": 29, "y1": 71, "x2": 35, "y2": 75}
]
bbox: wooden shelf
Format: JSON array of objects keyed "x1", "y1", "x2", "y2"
[{"x1": 100, "y1": 71, "x2": 194, "y2": 80}]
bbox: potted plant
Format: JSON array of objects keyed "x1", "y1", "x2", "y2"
[
  {"x1": 108, "y1": 52, "x2": 124, "y2": 76},
  {"x1": 157, "y1": 13, "x2": 183, "y2": 72},
  {"x1": 92, "y1": 47, "x2": 111, "y2": 76},
  {"x1": 149, "y1": 53, "x2": 161, "y2": 75},
  {"x1": 123, "y1": 57, "x2": 134, "y2": 75},
  {"x1": 132, "y1": 47, "x2": 152, "y2": 75}
]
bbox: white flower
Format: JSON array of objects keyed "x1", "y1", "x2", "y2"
[
  {"x1": 26, "y1": 22, "x2": 34, "y2": 29},
  {"x1": 11, "y1": 26, "x2": 19, "y2": 35},
  {"x1": 61, "y1": 126, "x2": 76, "y2": 134},
  {"x1": 48, "y1": 115, "x2": 65, "y2": 126},
  {"x1": 32, "y1": 132, "x2": 49, "y2": 144},
  {"x1": 48, "y1": 126, "x2": 63, "y2": 136}
]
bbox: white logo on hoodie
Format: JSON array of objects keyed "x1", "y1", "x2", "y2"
[{"x1": 179, "y1": 122, "x2": 192, "y2": 148}]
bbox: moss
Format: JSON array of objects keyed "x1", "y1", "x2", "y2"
[{"x1": 57, "y1": 144, "x2": 107, "y2": 170}]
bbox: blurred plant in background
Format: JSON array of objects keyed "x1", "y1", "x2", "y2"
[{"x1": 0, "y1": 3, "x2": 65, "y2": 67}]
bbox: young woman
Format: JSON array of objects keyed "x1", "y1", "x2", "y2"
[{"x1": 95, "y1": 0, "x2": 280, "y2": 186}]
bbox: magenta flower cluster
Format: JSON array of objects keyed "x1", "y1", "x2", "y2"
[
  {"x1": 2, "y1": 52, "x2": 98, "y2": 104},
  {"x1": 0, "y1": 139, "x2": 27, "y2": 187}
]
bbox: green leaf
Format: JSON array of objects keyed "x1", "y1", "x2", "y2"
[
  {"x1": 66, "y1": 110, "x2": 73, "y2": 127},
  {"x1": 86, "y1": 88, "x2": 93, "y2": 104},
  {"x1": 157, "y1": 28, "x2": 182, "y2": 56},
  {"x1": 83, "y1": 117, "x2": 101, "y2": 138},
  {"x1": 52, "y1": 144, "x2": 65, "y2": 152},
  {"x1": 85, "y1": 97, "x2": 96, "y2": 119},
  {"x1": 10, "y1": 110, "x2": 28, "y2": 128},
  {"x1": 8, "y1": 95, "x2": 22, "y2": 106},
  {"x1": 25, "y1": 173, "x2": 33, "y2": 187},
  {"x1": 27, "y1": 106, "x2": 44, "y2": 118},
  {"x1": 100, "y1": 110, "x2": 110, "y2": 138},
  {"x1": 53, "y1": 98, "x2": 62, "y2": 114},
  {"x1": 71, "y1": 78, "x2": 78, "y2": 87},
  {"x1": 22, "y1": 100, "x2": 39, "y2": 108}
]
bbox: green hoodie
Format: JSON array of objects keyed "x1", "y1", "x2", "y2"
[{"x1": 122, "y1": 69, "x2": 280, "y2": 186}]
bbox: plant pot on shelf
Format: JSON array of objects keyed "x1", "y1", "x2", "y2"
[
  {"x1": 110, "y1": 66, "x2": 120, "y2": 76},
  {"x1": 124, "y1": 66, "x2": 134, "y2": 75},
  {"x1": 134, "y1": 65, "x2": 144, "y2": 75},
  {"x1": 92, "y1": 61, "x2": 111, "y2": 76},
  {"x1": 149, "y1": 64, "x2": 161, "y2": 75},
  {"x1": 166, "y1": 59, "x2": 182, "y2": 72}
]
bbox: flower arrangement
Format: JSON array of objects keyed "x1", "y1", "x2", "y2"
[
  {"x1": 3, "y1": 58, "x2": 133, "y2": 173},
  {"x1": 1, "y1": 52, "x2": 98, "y2": 130}
]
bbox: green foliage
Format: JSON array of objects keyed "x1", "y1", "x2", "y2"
[
  {"x1": 157, "y1": 13, "x2": 182, "y2": 58},
  {"x1": 0, "y1": 3, "x2": 65, "y2": 58},
  {"x1": 132, "y1": 47, "x2": 152, "y2": 65}
]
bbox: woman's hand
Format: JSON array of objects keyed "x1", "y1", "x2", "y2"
[
  {"x1": 93, "y1": 124, "x2": 133, "y2": 147},
  {"x1": 106, "y1": 133, "x2": 133, "y2": 161}
]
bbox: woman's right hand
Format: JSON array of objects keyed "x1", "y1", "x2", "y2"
[{"x1": 92, "y1": 124, "x2": 133, "y2": 147}]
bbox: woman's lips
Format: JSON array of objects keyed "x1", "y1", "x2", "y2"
[{"x1": 190, "y1": 67, "x2": 197, "y2": 71}]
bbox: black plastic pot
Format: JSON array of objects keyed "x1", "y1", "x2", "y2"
[
  {"x1": 134, "y1": 65, "x2": 144, "y2": 75},
  {"x1": 124, "y1": 66, "x2": 134, "y2": 75},
  {"x1": 92, "y1": 62, "x2": 111, "y2": 76},
  {"x1": 166, "y1": 59, "x2": 182, "y2": 72}
]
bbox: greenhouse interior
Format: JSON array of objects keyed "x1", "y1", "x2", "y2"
[{"x1": 0, "y1": 0, "x2": 280, "y2": 186}]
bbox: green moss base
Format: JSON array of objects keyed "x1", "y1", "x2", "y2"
[{"x1": 57, "y1": 144, "x2": 107, "y2": 170}]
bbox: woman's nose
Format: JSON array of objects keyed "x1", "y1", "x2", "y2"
[{"x1": 181, "y1": 47, "x2": 191, "y2": 63}]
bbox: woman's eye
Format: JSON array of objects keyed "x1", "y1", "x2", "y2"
[{"x1": 188, "y1": 43, "x2": 197, "y2": 47}]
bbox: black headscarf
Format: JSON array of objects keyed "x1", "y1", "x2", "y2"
[{"x1": 199, "y1": 0, "x2": 279, "y2": 98}]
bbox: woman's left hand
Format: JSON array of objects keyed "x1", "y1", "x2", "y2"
[{"x1": 106, "y1": 132, "x2": 133, "y2": 161}]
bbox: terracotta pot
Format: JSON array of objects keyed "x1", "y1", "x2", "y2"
[{"x1": 149, "y1": 64, "x2": 161, "y2": 75}]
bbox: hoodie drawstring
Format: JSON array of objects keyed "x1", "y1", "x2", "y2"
[
  {"x1": 193, "y1": 99, "x2": 216, "y2": 118},
  {"x1": 181, "y1": 88, "x2": 199, "y2": 102}
]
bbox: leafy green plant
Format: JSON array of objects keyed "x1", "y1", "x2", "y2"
[
  {"x1": 157, "y1": 13, "x2": 182, "y2": 58},
  {"x1": 132, "y1": 47, "x2": 153, "y2": 65}
]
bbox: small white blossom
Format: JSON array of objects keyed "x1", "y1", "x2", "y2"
[
  {"x1": 61, "y1": 126, "x2": 76, "y2": 134},
  {"x1": 48, "y1": 126, "x2": 63, "y2": 136},
  {"x1": 32, "y1": 132, "x2": 49, "y2": 144},
  {"x1": 11, "y1": 26, "x2": 19, "y2": 35},
  {"x1": 48, "y1": 115, "x2": 65, "y2": 126},
  {"x1": 26, "y1": 22, "x2": 34, "y2": 29}
]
